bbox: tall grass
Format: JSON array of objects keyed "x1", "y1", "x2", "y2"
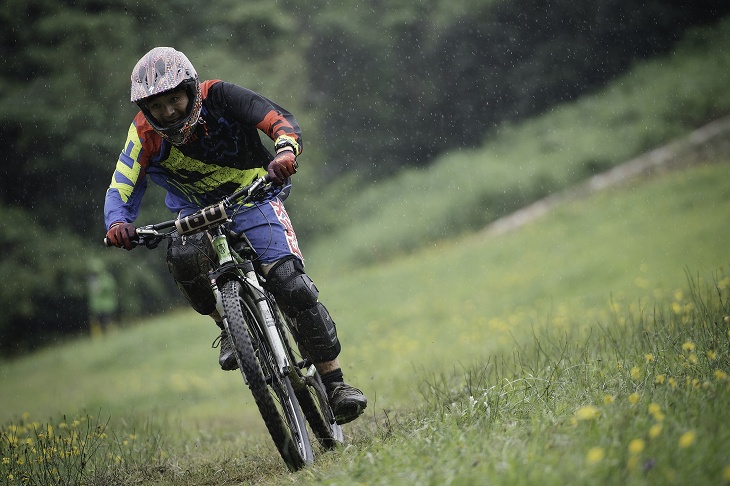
[
  {"x1": 0, "y1": 412, "x2": 164, "y2": 485},
  {"x1": 300, "y1": 273, "x2": 730, "y2": 485}
]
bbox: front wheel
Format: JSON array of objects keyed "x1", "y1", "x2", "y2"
[{"x1": 221, "y1": 279, "x2": 313, "y2": 471}]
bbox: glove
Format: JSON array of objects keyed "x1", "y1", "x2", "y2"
[
  {"x1": 106, "y1": 222, "x2": 136, "y2": 250},
  {"x1": 267, "y1": 150, "x2": 298, "y2": 184}
]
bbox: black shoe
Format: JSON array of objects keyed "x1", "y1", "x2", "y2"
[
  {"x1": 327, "y1": 382, "x2": 367, "y2": 424},
  {"x1": 213, "y1": 329, "x2": 238, "y2": 371}
]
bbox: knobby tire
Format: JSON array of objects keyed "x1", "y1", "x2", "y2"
[{"x1": 221, "y1": 280, "x2": 312, "y2": 471}]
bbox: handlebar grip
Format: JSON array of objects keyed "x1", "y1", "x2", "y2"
[{"x1": 103, "y1": 234, "x2": 141, "y2": 248}]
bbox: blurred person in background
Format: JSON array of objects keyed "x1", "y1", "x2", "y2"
[
  {"x1": 103, "y1": 47, "x2": 366, "y2": 424},
  {"x1": 87, "y1": 259, "x2": 118, "y2": 336}
]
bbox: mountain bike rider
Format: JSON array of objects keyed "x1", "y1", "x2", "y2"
[{"x1": 104, "y1": 47, "x2": 367, "y2": 424}]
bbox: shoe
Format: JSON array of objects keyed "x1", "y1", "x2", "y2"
[
  {"x1": 213, "y1": 329, "x2": 238, "y2": 371},
  {"x1": 327, "y1": 382, "x2": 367, "y2": 424}
]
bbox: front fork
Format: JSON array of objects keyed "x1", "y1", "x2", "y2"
[{"x1": 212, "y1": 256, "x2": 292, "y2": 378}]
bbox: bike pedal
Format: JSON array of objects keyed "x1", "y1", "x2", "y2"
[{"x1": 304, "y1": 365, "x2": 317, "y2": 378}]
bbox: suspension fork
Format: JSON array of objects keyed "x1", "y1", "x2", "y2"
[
  {"x1": 240, "y1": 262, "x2": 292, "y2": 374},
  {"x1": 208, "y1": 228, "x2": 291, "y2": 374}
]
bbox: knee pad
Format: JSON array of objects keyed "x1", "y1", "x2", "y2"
[
  {"x1": 265, "y1": 256, "x2": 319, "y2": 313},
  {"x1": 265, "y1": 256, "x2": 341, "y2": 362},
  {"x1": 167, "y1": 232, "x2": 217, "y2": 315},
  {"x1": 295, "y1": 302, "x2": 341, "y2": 363}
]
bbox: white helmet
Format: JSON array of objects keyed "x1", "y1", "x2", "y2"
[{"x1": 130, "y1": 47, "x2": 202, "y2": 145}]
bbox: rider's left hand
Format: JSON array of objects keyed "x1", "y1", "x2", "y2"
[
  {"x1": 267, "y1": 150, "x2": 298, "y2": 184},
  {"x1": 106, "y1": 222, "x2": 136, "y2": 250}
]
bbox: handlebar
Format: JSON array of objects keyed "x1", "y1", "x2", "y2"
[{"x1": 104, "y1": 175, "x2": 274, "y2": 248}]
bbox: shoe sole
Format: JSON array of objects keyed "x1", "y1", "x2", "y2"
[
  {"x1": 220, "y1": 356, "x2": 239, "y2": 371},
  {"x1": 334, "y1": 401, "x2": 367, "y2": 425}
]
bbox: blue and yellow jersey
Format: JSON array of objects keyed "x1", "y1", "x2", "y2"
[{"x1": 104, "y1": 80, "x2": 302, "y2": 229}]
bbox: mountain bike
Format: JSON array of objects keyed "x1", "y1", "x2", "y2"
[{"x1": 105, "y1": 175, "x2": 343, "y2": 471}]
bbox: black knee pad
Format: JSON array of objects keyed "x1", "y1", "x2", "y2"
[
  {"x1": 295, "y1": 302, "x2": 341, "y2": 363},
  {"x1": 265, "y1": 256, "x2": 340, "y2": 362},
  {"x1": 265, "y1": 256, "x2": 319, "y2": 313},
  {"x1": 167, "y1": 232, "x2": 217, "y2": 315}
]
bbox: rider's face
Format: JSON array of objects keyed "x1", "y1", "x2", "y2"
[{"x1": 145, "y1": 89, "x2": 189, "y2": 127}]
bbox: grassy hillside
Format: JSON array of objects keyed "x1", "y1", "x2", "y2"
[{"x1": 1, "y1": 160, "x2": 728, "y2": 484}]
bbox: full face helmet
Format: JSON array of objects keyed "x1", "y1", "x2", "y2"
[{"x1": 131, "y1": 47, "x2": 202, "y2": 145}]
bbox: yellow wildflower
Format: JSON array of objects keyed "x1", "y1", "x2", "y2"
[
  {"x1": 688, "y1": 353, "x2": 698, "y2": 364},
  {"x1": 628, "y1": 393, "x2": 640, "y2": 404},
  {"x1": 655, "y1": 374, "x2": 665, "y2": 384},
  {"x1": 575, "y1": 405, "x2": 601, "y2": 421},
  {"x1": 678, "y1": 430, "x2": 696, "y2": 449},
  {"x1": 649, "y1": 424, "x2": 663, "y2": 439},
  {"x1": 668, "y1": 377, "x2": 677, "y2": 388},
  {"x1": 586, "y1": 447, "x2": 605, "y2": 465},
  {"x1": 644, "y1": 354, "x2": 654, "y2": 363},
  {"x1": 723, "y1": 465, "x2": 730, "y2": 481},
  {"x1": 603, "y1": 394, "x2": 615, "y2": 405},
  {"x1": 714, "y1": 370, "x2": 728, "y2": 381},
  {"x1": 647, "y1": 403, "x2": 664, "y2": 421},
  {"x1": 631, "y1": 367, "x2": 641, "y2": 380},
  {"x1": 681, "y1": 341, "x2": 696, "y2": 352},
  {"x1": 628, "y1": 439, "x2": 645, "y2": 454},
  {"x1": 707, "y1": 350, "x2": 717, "y2": 360}
]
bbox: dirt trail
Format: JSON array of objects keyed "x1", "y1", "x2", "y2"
[{"x1": 482, "y1": 115, "x2": 730, "y2": 237}]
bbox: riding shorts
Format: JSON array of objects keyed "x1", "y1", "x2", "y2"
[{"x1": 178, "y1": 196, "x2": 304, "y2": 265}]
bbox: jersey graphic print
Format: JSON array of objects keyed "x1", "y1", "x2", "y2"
[{"x1": 269, "y1": 198, "x2": 303, "y2": 261}]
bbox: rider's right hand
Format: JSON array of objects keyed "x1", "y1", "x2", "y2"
[
  {"x1": 106, "y1": 222, "x2": 136, "y2": 250},
  {"x1": 267, "y1": 150, "x2": 297, "y2": 185}
]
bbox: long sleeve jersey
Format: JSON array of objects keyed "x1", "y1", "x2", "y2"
[{"x1": 104, "y1": 80, "x2": 302, "y2": 229}]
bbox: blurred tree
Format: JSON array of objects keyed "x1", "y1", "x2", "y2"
[{"x1": 302, "y1": 0, "x2": 730, "y2": 177}]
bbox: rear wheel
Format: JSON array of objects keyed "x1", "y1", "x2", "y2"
[
  {"x1": 271, "y1": 307, "x2": 344, "y2": 449},
  {"x1": 221, "y1": 280, "x2": 313, "y2": 471},
  {"x1": 298, "y1": 366, "x2": 344, "y2": 448}
]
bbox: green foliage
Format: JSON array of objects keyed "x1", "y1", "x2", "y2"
[
  {"x1": 299, "y1": 17, "x2": 730, "y2": 270},
  {"x1": 0, "y1": 200, "x2": 177, "y2": 355},
  {"x1": 301, "y1": 0, "x2": 729, "y2": 177}
]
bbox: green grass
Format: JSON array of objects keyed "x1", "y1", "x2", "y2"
[{"x1": 1, "y1": 161, "x2": 729, "y2": 484}]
